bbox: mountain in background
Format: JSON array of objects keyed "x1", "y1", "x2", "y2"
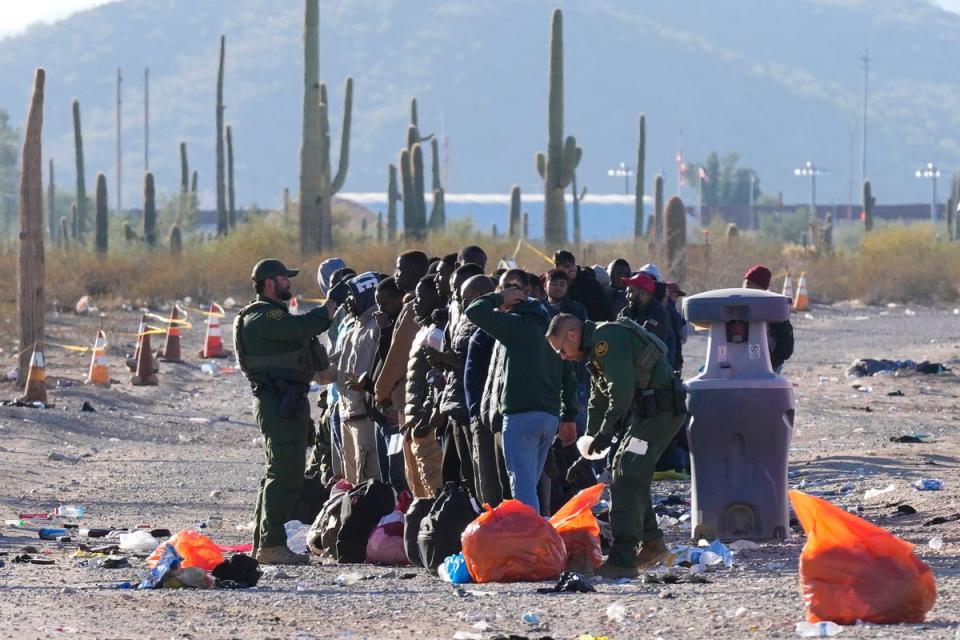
[{"x1": 0, "y1": 0, "x2": 957, "y2": 216}]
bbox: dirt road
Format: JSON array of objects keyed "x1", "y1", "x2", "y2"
[{"x1": 0, "y1": 302, "x2": 958, "y2": 639}]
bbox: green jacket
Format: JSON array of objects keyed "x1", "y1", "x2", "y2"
[
  {"x1": 235, "y1": 295, "x2": 332, "y2": 385},
  {"x1": 582, "y1": 319, "x2": 674, "y2": 436},
  {"x1": 465, "y1": 293, "x2": 577, "y2": 420}
]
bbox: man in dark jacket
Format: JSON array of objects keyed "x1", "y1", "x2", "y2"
[
  {"x1": 554, "y1": 250, "x2": 613, "y2": 322},
  {"x1": 620, "y1": 272, "x2": 674, "y2": 359},
  {"x1": 743, "y1": 265, "x2": 794, "y2": 372},
  {"x1": 466, "y1": 284, "x2": 579, "y2": 513}
]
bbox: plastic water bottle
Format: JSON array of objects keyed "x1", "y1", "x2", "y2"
[
  {"x1": 53, "y1": 505, "x2": 84, "y2": 519},
  {"x1": 38, "y1": 527, "x2": 69, "y2": 540},
  {"x1": 795, "y1": 621, "x2": 842, "y2": 637},
  {"x1": 914, "y1": 479, "x2": 944, "y2": 491}
]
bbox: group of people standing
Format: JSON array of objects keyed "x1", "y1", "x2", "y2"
[{"x1": 234, "y1": 247, "x2": 790, "y2": 578}]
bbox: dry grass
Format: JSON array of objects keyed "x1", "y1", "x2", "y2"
[{"x1": 0, "y1": 219, "x2": 957, "y2": 310}]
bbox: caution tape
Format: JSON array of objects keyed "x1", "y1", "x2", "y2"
[
  {"x1": 520, "y1": 240, "x2": 555, "y2": 267},
  {"x1": 142, "y1": 312, "x2": 192, "y2": 329},
  {"x1": 301, "y1": 297, "x2": 327, "y2": 303},
  {"x1": 182, "y1": 305, "x2": 226, "y2": 318}
]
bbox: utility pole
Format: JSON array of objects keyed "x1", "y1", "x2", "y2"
[
  {"x1": 144, "y1": 67, "x2": 149, "y2": 172},
  {"x1": 861, "y1": 49, "x2": 869, "y2": 187},
  {"x1": 847, "y1": 131, "x2": 855, "y2": 220},
  {"x1": 116, "y1": 67, "x2": 122, "y2": 212}
]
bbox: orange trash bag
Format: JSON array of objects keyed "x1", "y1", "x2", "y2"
[
  {"x1": 461, "y1": 499, "x2": 567, "y2": 583},
  {"x1": 789, "y1": 490, "x2": 936, "y2": 625},
  {"x1": 147, "y1": 529, "x2": 225, "y2": 572},
  {"x1": 549, "y1": 483, "x2": 604, "y2": 570}
]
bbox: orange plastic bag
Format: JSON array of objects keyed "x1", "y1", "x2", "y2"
[
  {"x1": 549, "y1": 483, "x2": 604, "y2": 570},
  {"x1": 789, "y1": 490, "x2": 936, "y2": 624},
  {"x1": 147, "y1": 529, "x2": 225, "y2": 572},
  {"x1": 461, "y1": 499, "x2": 567, "y2": 583}
]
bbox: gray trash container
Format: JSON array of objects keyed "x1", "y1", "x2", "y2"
[{"x1": 682, "y1": 288, "x2": 795, "y2": 540}]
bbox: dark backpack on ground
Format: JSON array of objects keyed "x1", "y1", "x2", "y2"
[
  {"x1": 335, "y1": 479, "x2": 396, "y2": 563},
  {"x1": 404, "y1": 498, "x2": 436, "y2": 567},
  {"x1": 308, "y1": 490, "x2": 350, "y2": 557},
  {"x1": 292, "y1": 472, "x2": 331, "y2": 526},
  {"x1": 417, "y1": 482, "x2": 481, "y2": 574}
]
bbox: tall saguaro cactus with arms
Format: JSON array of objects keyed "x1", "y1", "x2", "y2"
[
  {"x1": 316, "y1": 78, "x2": 353, "y2": 250},
  {"x1": 536, "y1": 9, "x2": 580, "y2": 246}
]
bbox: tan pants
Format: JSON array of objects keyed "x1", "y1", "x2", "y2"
[
  {"x1": 341, "y1": 416, "x2": 381, "y2": 485},
  {"x1": 403, "y1": 429, "x2": 443, "y2": 498}
]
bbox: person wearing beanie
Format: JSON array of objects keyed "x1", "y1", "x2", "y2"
[{"x1": 743, "y1": 265, "x2": 794, "y2": 372}]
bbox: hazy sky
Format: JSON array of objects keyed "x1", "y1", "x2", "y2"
[{"x1": 3, "y1": 0, "x2": 960, "y2": 39}]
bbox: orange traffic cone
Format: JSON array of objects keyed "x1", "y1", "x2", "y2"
[
  {"x1": 198, "y1": 303, "x2": 230, "y2": 359},
  {"x1": 127, "y1": 315, "x2": 160, "y2": 373},
  {"x1": 288, "y1": 296, "x2": 301, "y2": 315},
  {"x1": 18, "y1": 343, "x2": 49, "y2": 406},
  {"x1": 158, "y1": 305, "x2": 184, "y2": 363},
  {"x1": 131, "y1": 330, "x2": 159, "y2": 386},
  {"x1": 782, "y1": 273, "x2": 794, "y2": 301},
  {"x1": 84, "y1": 330, "x2": 110, "y2": 387},
  {"x1": 794, "y1": 272, "x2": 809, "y2": 311}
]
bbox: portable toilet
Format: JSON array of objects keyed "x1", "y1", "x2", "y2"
[{"x1": 683, "y1": 288, "x2": 795, "y2": 540}]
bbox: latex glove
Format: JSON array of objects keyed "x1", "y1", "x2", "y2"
[{"x1": 588, "y1": 430, "x2": 614, "y2": 457}]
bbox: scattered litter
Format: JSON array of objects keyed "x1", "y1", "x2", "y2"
[
  {"x1": 38, "y1": 528, "x2": 69, "y2": 540},
  {"x1": 285, "y1": 521, "x2": 309, "y2": 555},
  {"x1": 47, "y1": 451, "x2": 81, "y2": 464},
  {"x1": 439, "y1": 552, "x2": 472, "y2": 584},
  {"x1": 52, "y1": 505, "x2": 85, "y2": 518},
  {"x1": 864, "y1": 485, "x2": 896, "y2": 500},
  {"x1": 728, "y1": 540, "x2": 760, "y2": 551},
  {"x1": 605, "y1": 602, "x2": 627, "y2": 623},
  {"x1": 80, "y1": 401, "x2": 96, "y2": 413},
  {"x1": 119, "y1": 530, "x2": 159, "y2": 553},
  {"x1": 890, "y1": 434, "x2": 925, "y2": 443},
  {"x1": 795, "y1": 620, "x2": 842, "y2": 637},
  {"x1": 452, "y1": 633, "x2": 482, "y2": 640},
  {"x1": 536, "y1": 571, "x2": 596, "y2": 594},
  {"x1": 895, "y1": 505, "x2": 917, "y2": 515},
  {"x1": 924, "y1": 514, "x2": 960, "y2": 526},
  {"x1": 928, "y1": 537, "x2": 944, "y2": 551},
  {"x1": 520, "y1": 612, "x2": 541, "y2": 626},
  {"x1": 209, "y1": 489, "x2": 223, "y2": 499},
  {"x1": 887, "y1": 390, "x2": 905, "y2": 397},
  {"x1": 5, "y1": 368, "x2": 17, "y2": 381},
  {"x1": 334, "y1": 572, "x2": 363, "y2": 586},
  {"x1": 915, "y1": 479, "x2": 943, "y2": 491},
  {"x1": 847, "y1": 359, "x2": 950, "y2": 378},
  {"x1": 200, "y1": 363, "x2": 220, "y2": 376}
]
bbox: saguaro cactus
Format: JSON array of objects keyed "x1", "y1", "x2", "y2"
[
  {"x1": 143, "y1": 171, "x2": 157, "y2": 246},
  {"x1": 635, "y1": 114, "x2": 645, "y2": 239},
  {"x1": 653, "y1": 174, "x2": 664, "y2": 242},
  {"x1": 215, "y1": 34, "x2": 227, "y2": 236},
  {"x1": 665, "y1": 196, "x2": 687, "y2": 281},
  {"x1": 535, "y1": 9, "x2": 581, "y2": 246},
  {"x1": 410, "y1": 143, "x2": 427, "y2": 239},
  {"x1": 523, "y1": 212, "x2": 529, "y2": 239},
  {"x1": 47, "y1": 158, "x2": 56, "y2": 243},
  {"x1": 95, "y1": 173, "x2": 108, "y2": 254},
  {"x1": 316, "y1": 78, "x2": 353, "y2": 250},
  {"x1": 387, "y1": 163, "x2": 400, "y2": 242},
  {"x1": 18, "y1": 68, "x2": 45, "y2": 382},
  {"x1": 571, "y1": 172, "x2": 587, "y2": 246},
  {"x1": 70, "y1": 202, "x2": 78, "y2": 240},
  {"x1": 179, "y1": 141, "x2": 189, "y2": 221},
  {"x1": 508, "y1": 185, "x2": 521, "y2": 238},
  {"x1": 399, "y1": 150, "x2": 414, "y2": 239},
  {"x1": 226, "y1": 124, "x2": 236, "y2": 228},
  {"x1": 169, "y1": 225, "x2": 182, "y2": 255},
  {"x1": 428, "y1": 137, "x2": 445, "y2": 230},
  {"x1": 71, "y1": 99, "x2": 88, "y2": 238},
  {"x1": 862, "y1": 180, "x2": 875, "y2": 232},
  {"x1": 60, "y1": 217, "x2": 69, "y2": 248},
  {"x1": 299, "y1": 0, "x2": 322, "y2": 253},
  {"x1": 376, "y1": 211, "x2": 383, "y2": 243}
]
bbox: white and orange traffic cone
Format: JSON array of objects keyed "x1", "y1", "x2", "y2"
[
  {"x1": 18, "y1": 343, "x2": 49, "y2": 405},
  {"x1": 288, "y1": 296, "x2": 301, "y2": 315},
  {"x1": 158, "y1": 305, "x2": 184, "y2": 363},
  {"x1": 126, "y1": 315, "x2": 146, "y2": 372},
  {"x1": 781, "y1": 272, "x2": 794, "y2": 302},
  {"x1": 794, "y1": 272, "x2": 809, "y2": 311},
  {"x1": 198, "y1": 303, "x2": 230, "y2": 359},
  {"x1": 84, "y1": 330, "x2": 110, "y2": 387},
  {"x1": 131, "y1": 330, "x2": 159, "y2": 386}
]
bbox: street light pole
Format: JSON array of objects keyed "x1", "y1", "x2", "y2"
[
  {"x1": 915, "y1": 162, "x2": 940, "y2": 223},
  {"x1": 607, "y1": 161, "x2": 633, "y2": 196},
  {"x1": 793, "y1": 161, "x2": 827, "y2": 219}
]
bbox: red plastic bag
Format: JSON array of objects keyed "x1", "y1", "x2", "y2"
[
  {"x1": 461, "y1": 499, "x2": 566, "y2": 583},
  {"x1": 147, "y1": 529, "x2": 225, "y2": 572},
  {"x1": 790, "y1": 490, "x2": 936, "y2": 624},
  {"x1": 549, "y1": 483, "x2": 604, "y2": 570},
  {"x1": 366, "y1": 511, "x2": 410, "y2": 566}
]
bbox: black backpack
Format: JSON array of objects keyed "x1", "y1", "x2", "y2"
[
  {"x1": 404, "y1": 498, "x2": 435, "y2": 567},
  {"x1": 417, "y1": 482, "x2": 481, "y2": 574},
  {"x1": 335, "y1": 479, "x2": 396, "y2": 563},
  {"x1": 308, "y1": 490, "x2": 350, "y2": 557},
  {"x1": 292, "y1": 473, "x2": 331, "y2": 526}
]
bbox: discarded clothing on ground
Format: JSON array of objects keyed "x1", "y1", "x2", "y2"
[
  {"x1": 536, "y1": 571, "x2": 596, "y2": 593},
  {"x1": 847, "y1": 359, "x2": 950, "y2": 378}
]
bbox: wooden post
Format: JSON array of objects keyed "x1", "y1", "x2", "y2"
[{"x1": 18, "y1": 69, "x2": 46, "y2": 381}]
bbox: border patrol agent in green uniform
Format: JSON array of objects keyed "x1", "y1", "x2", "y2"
[
  {"x1": 235, "y1": 259, "x2": 347, "y2": 565},
  {"x1": 547, "y1": 312, "x2": 688, "y2": 579}
]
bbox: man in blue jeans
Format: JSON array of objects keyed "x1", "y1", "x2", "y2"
[{"x1": 465, "y1": 285, "x2": 578, "y2": 513}]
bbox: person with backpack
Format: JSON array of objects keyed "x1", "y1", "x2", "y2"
[
  {"x1": 465, "y1": 278, "x2": 579, "y2": 514},
  {"x1": 546, "y1": 312, "x2": 688, "y2": 579}
]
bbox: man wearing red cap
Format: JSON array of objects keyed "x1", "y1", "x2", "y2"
[
  {"x1": 620, "y1": 272, "x2": 673, "y2": 356},
  {"x1": 743, "y1": 265, "x2": 794, "y2": 372}
]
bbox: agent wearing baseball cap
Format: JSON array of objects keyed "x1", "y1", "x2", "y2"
[
  {"x1": 743, "y1": 265, "x2": 794, "y2": 372},
  {"x1": 620, "y1": 272, "x2": 674, "y2": 364}
]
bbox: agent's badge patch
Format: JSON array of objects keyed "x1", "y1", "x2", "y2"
[
  {"x1": 267, "y1": 309, "x2": 286, "y2": 319},
  {"x1": 594, "y1": 341, "x2": 609, "y2": 357}
]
